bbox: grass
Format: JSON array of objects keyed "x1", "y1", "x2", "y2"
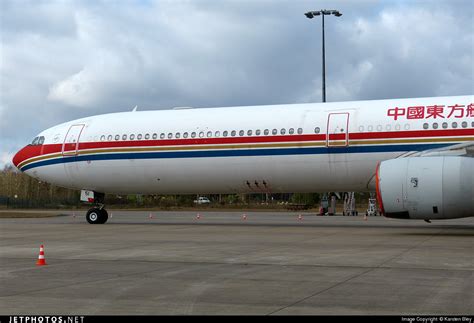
[{"x1": 0, "y1": 210, "x2": 66, "y2": 218}]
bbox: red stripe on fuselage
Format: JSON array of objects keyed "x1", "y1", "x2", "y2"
[
  {"x1": 13, "y1": 145, "x2": 44, "y2": 168},
  {"x1": 14, "y1": 128, "x2": 474, "y2": 168}
]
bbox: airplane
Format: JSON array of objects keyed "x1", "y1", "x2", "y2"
[{"x1": 12, "y1": 95, "x2": 474, "y2": 224}]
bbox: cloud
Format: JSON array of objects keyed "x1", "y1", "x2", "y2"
[{"x1": 0, "y1": 0, "x2": 472, "y2": 168}]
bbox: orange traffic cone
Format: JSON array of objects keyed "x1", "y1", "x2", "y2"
[{"x1": 36, "y1": 245, "x2": 47, "y2": 266}]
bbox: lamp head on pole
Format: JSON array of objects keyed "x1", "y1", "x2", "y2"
[
  {"x1": 305, "y1": 10, "x2": 342, "y2": 19},
  {"x1": 304, "y1": 11, "x2": 321, "y2": 19}
]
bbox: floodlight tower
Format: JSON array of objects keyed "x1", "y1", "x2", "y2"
[{"x1": 304, "y1": 9, "x2": 342, "y2": 102}]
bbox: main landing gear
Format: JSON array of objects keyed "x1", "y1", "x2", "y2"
[{"x1": 81, "y1": 190, "x2": 108, "y2": 224}]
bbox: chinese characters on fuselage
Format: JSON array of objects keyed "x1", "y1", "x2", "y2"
[{"x1": 387, "y1": 103, "x2": 474, "y2": 120}]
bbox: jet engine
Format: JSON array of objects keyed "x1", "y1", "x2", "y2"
[{"x1": 376, "y1": 156, "x2": 474, "y2": 220}]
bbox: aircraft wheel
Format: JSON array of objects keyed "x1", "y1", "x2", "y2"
[
  {"x1": 86, "y1": 208, "x2": 108, "y2": 224},
  {"x1": 98, "y1": 208, "x2": 108, "y2": 224}
]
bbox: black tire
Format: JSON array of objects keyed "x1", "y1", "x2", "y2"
[
  {"x1": 86, "y1": 208, "x2": 108, "y2": 224},
  {"x1": 98, "y1": 208, "x2": 108, "y2": 224}
]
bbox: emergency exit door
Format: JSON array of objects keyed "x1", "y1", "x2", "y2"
[
  {"x1": 326, "y1": 113, "x2": 349, "y2": 147},
  {"x1": 62, "y1": 124, "x2": 84, "y2": 156}
]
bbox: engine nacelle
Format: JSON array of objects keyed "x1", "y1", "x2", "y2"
[{"x1": 376, "y1": 156, "x2": 474, "y2": 220}]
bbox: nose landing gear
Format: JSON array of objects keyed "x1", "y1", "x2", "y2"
[
  {"x1": 81, "y1": 190, "x2": 108, "y2": 224},
  {"x1": 86, "y1": 207, "x2": 108, "y2": 224}
]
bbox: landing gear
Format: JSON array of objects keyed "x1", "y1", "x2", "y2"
[
  {"x1": 86, "y1": 207, "x2": 108, "y2": 224},
  {"x1": 81, "y1": 190, "x2": 108, "y2": 224}
]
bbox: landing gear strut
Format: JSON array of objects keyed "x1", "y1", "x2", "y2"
[{"x1": 86, "y1": 207, "x2": 108, "y2": 224}]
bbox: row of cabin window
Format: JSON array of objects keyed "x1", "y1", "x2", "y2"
[
  {"x1": 422, "y1": 121, "x2": 473, "y2": 130},
  {"x1": 99, "y1": 127, "x2": 317, "y2": 142},
  {"x1": 358, "y1": 121, "x2": 473, "y2": 132},
  {"x1": 359, "y1": 124, "x2": 410, "y2": 132}
]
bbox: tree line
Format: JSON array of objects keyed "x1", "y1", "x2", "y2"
[{"x1": 0, "y1": 165, "x2": 323, "y2": 209}]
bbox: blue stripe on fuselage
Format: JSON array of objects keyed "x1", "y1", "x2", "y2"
[{"x1": 20, "y1": 143, "x2": 452, "y2": 172}]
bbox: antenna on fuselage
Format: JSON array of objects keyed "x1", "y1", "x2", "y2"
[{"x1": 132, "y1": 105, "x2": 138, "y2": 112}]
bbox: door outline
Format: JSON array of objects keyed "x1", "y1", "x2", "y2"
[
  {"x1": 62, "y1": 124, "x2": 85, "y2": 156},
  {"x1": 326, "y1": 113, "x2": 349, "y2": 147}
]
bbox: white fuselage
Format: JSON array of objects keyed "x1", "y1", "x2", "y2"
[{"x1": 14, "y1": 96, "x2": 474, "y2": 195}]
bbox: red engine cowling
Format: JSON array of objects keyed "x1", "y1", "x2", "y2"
[{"x1": 376, "y1": 156, "x2": 474, "y2": 220}]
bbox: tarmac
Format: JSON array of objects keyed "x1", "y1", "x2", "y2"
[{"x1": 0, "y1": 211, "x2": 473, "y2": 315}]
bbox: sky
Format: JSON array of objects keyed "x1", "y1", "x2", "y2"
[{"x1": 1, "y1": 0, "x2": 473, "y2": 168}]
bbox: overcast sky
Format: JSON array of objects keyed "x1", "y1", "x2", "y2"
[{"x1": 1, "y1": 0, "x2": 473, "y2": 168}]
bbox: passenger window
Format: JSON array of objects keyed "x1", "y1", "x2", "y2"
[
  {"x1": 183, "y1": 132, "x2": 189, "y2": 138},
  {"x1": 191, "y1": 132, "x2": 196, "y2": 138},
  {"x1": 239, "y1": 130, "x2": 244, "y2": 136},
  {"x1": 215, "y1": 131, "x2": 220, "y2": 137},
  {"x1": 107, "y1": 135, "x2": 113, "y2": 141},
  {"x1": 462, "y1": 121, "x2": 467, "y2": 128},
  {"x1": 231, "y1": 130, "x2": 236, "y2": 137},
  {"x1": 272, "y1": 129, "x2": 277, "y2": 135},
  {"x1": 404, "y1": 124, "x2": 410, "y2": 130},
  {"x1": 247, "y1": 130, "x2": 252, "y2": 136},
  {"x1": 314, "y1": 127, "x2": 320, "y2": 134},
  {"x1": 297, "y1": 128, "x2": 303, "y2": 134},
  {"x1": 115, "y1": 135, "x2": 120, "y2": 141},
  {"x1": 368, "y1": 125, "x2": 373, "y2": 132},
  {"x1": 122, "y1": 134, "x2": 127, "y2": 140},
  {"x1": 137, "y1": 134, "x2": 143, "y2": 140},
  {"x1": 377, "y1": 125, "x2": 382, "y2": 131},
  {"x1": 145, "y1": 133, "x2": 150, "y2": 140},
  {"x1": 160, "y1": 133, "x2": 165, "y2": 139},
  {"x1": 432, "y1": 123, "x2": 438, "y2": 129},
  {"x1": 152, "y1": 133, "x2": 158, "y2": 140},
  {"x1": 223, "y1": 131, "x2": 228, "y2": 137},
  {"x1": 167, "y1": 133, "x2": 173, "y2": 139},
  {"x1": 176, "y1": 133, "x2": 181, "y2": 139},
  {"x1": 423, "y1": 123, "x2": 429, "y2": 130},
  {"x1": 452, "y1": 122, "x2": 458, "y2": 129},
  {"x1": 207, "y1": 131, "x2": 212, "y2": 138},
  {"x1": 100, "y1": 135, "x2": 106, "y2": 141},
  {"x1": 359, "y1": 126, "x2": 364, "y2": 132},
  {"x1": 264, "y1": 129, "x2": 269, "y2": 135},
  {"x1": 289, "y1": 128, "x2": 294, "y2": 135},
  {"x1": 386, "y1": 124, "x2": 391, "y2": 131},
  {"x1": 199, "y1": 132, "x2": 204, "y2": 138},
  {"x1": 256, "y1": 129, "x2": 261, "y2": 135},
  {"x1": 280, "y1": 128, "x2": 286, "y2": 135},
  {"x1": 442, "y1": 122, "x2": 448, "y2": 129},
  {"x1": 130, "y1": 134, "x2": 135, "y2": 140},
  {"x1": 395, "y1": 124, "x2": 401, "y2": 130}
]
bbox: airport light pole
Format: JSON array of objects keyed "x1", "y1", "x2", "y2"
[{"x1": 304, "y1": 9, "x2": 342, "y2": 103}]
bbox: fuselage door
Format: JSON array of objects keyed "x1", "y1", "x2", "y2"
[
  {"x1": 62, "y1": 124, "x2": 85, "y2": 156},
  {"x1": 327, "y1": 113, "x2": 349, "y2": 147}
]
